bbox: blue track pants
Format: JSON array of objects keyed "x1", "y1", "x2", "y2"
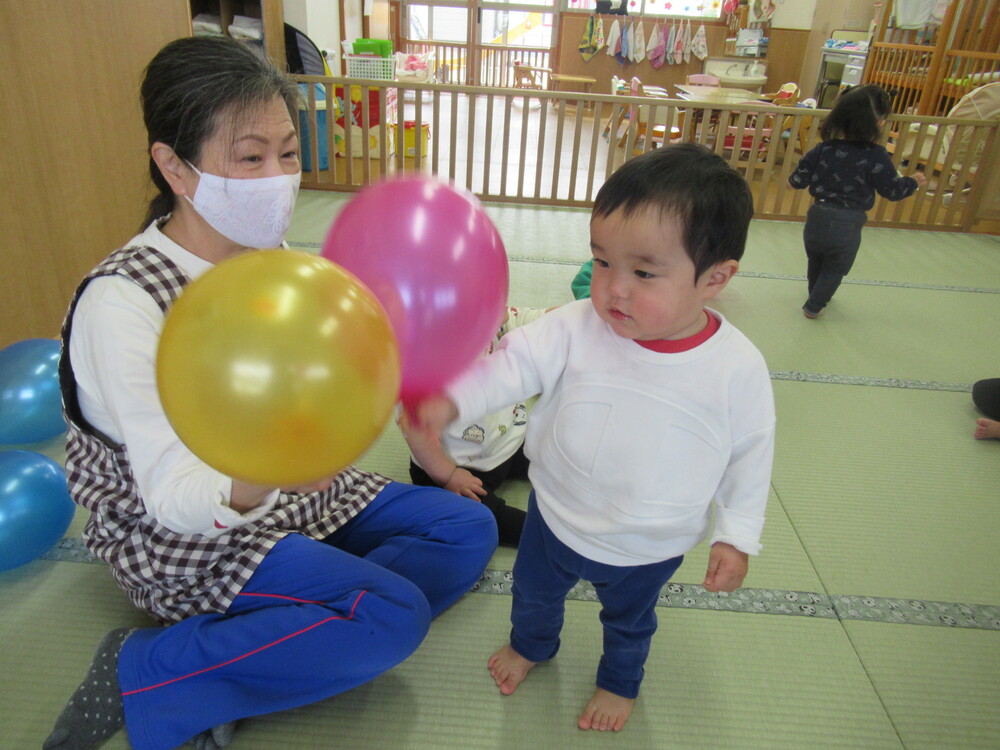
[
  {"x1": 118, "y1": 482, "x2": 497, "y2": 750},
  {"x1": 509, "y1": 494, "x2": 682, "y2": 699}
]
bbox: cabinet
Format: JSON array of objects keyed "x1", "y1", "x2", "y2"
[
  {"x1": 188, "y1": 0, "x2": 286, "y2": 67},
  {"x1": 814, "y1": 48, "x2": 868, "y2": 107}
]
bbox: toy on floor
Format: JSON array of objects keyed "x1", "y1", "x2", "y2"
[
  {"x1": 0, "y1": 338, "x2": 67, "y2": 444},
  {"x1": 0, "y1": 450, "x2": 75, "y2": 571},
  {"x1": 157, "y1": 250, "x2": 400, "y2": 486},
  {"x1": 322, "y1": 176, "x2": 509, "y2": 406}
]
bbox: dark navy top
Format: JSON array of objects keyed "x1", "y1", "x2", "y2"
[{"x1": 788, "y1": 140, "x2": 919, "y2": 211}]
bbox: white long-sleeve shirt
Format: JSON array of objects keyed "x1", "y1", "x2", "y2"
[
  {"x1": 446, "y1": 300, "x2": 775, "y2": 566},
  {"x1": 69, "y1": 221, "x2": 280, "y2": 536}
]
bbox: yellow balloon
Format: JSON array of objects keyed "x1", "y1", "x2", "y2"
[{"x1": 157, "y1": 250, "x2": 400, "y2": 486}]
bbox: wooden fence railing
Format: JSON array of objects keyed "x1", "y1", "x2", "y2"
[
  {"x1": 294, "y1": 75, "x2": 1000, "y2": 234},
  {"x1": 397, "y1": 39, "x2": 551, "y2": 87}
]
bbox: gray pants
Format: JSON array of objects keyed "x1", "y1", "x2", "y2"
[{"x1": 802, "y1": 202, "x2": 868, "y2": 314}]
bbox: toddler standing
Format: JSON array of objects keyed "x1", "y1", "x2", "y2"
[
  {"x1": 415, "y1": 144, "x2": 775, "y2": 732},
  {"x1": 788, "y1": 84, "x2": 926, "y2": 318}
]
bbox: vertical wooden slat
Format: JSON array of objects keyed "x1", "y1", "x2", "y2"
[
  {"x1": 534, "y1": 99, "x2": 548, "y2": 199},
  {"x1": 500, "y1": 93, "x2": 513, "y2": 198},
  {"x1": 517, "y1": 95, "x2": 531, "y2": 199},
  {"x1": 550, "y1": 101, "x2": 566, "y2": 200},
  {"x1": 482, "y1": 93, "x2": 495, "y2": 196}
]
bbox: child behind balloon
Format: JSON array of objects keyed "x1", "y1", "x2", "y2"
[
  {"x1": 788, "y1": 85, "x2": 926, "y2": 319},
  {"x1": 399, "y1": 306, "x2": 549, "y2": 547}
]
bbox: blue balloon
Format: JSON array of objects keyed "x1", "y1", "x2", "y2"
[
  {"x1": 0, "y1": 338, "x2": 67, "y2": 444},
  {"x1": 0, "y1": 450, "x2": 76, "y2": 572}
]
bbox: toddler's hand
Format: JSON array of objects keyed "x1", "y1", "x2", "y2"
[
  {"x1": 913, "y1": 171, "x2": 928, "y2": 187},
  {"x1": 445, "y1": 468, "x2": 488, "y2": 500},
  {"x1": 702, "y1": 542, "x2": 749, "y2": 593}
]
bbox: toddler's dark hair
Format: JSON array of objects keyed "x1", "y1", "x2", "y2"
[
  {"x1": 820, "y1": 85, "x2": 892, "y2": 144},
  {"x1": 592, "y1": 143, "x2": 753, "y2": 280}
]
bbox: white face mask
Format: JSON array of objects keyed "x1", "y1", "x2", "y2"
[{"x1": 184, "y1": 163, "x2": 301, "y2": 248}]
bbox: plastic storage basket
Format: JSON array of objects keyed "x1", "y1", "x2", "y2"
[{"x1": 345, "y1": 55, "x2": 395, "y2": 80}]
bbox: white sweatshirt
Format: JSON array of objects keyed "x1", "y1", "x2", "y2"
[{"x1": 446, "y1": 300, "x2": 775, "y2": 566}]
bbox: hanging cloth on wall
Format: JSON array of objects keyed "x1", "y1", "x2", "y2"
[
  {"x1": 723, "y1": 0, "x2": 739, "y2": 13},
  {"x1": 606, "y1": 19, "x2": 622, "y2": 59},
  {"x1": 647, "y1": 22, "x2": 665, "y2": 68},
  {"x1": 682, "y1": 20, "x2": 692, "y2": 64},
  {"x1": 627, "y1": 21, "x2": 637, "y2": 62},
  {"x1": 595, "y1": 17, "x2": 606, "y2": 50},
  {"x1": 666, "y1": 21, "x2": 676, "y2": 65},
  {"x1": 619, "y1": 21, "x2": 630, "y2": 63},
  {"x1": 634, "y1": 21, "x2": 646, "y2": 63},
  {"x1": 673, "y1": 21, "x2": 685, "y2": 64},
  {"x1": 893, "y1": 0, "x2": 937, "y2": 28},
  {"x1": 579, "y1": 16, "x2": 599, "y2": 61},
  {"x1": 690, "y1": 22, "x2": 709, "y2": 60}
]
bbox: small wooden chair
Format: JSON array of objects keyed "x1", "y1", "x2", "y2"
[
  {"x1": 513, "y1": 60, "x2": 546, "y2": 90},
  {"x1": 760, "y1": 82, "x2": 801, "y2": 106},
  {"x1": 617, "y1": 77, "x2": 684, "y2": 155}
]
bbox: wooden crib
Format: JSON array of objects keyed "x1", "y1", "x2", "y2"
[{"x1": 864, "y1": 0, "x2": 1000, "y2": 116}]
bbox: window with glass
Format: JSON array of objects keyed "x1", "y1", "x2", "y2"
[
  {"x1": 480, "y1": 3, "x2": 555, "y2": 48},
  {"x1": 407, "y1": 3, "x2": 470, "y2": 42},
  {"x1": 566, "y1": 0, "x2": 723, "y2": 19}
]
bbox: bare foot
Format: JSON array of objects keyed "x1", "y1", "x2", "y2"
[
  {"x1": 974, "y1": 417, "x2": 1000, "y2": 440},
  {"x1": 577, "y1": 687, "x2": 634, "y2": 731},
  {"x1": 487, "y1": 644, "x2": 536, "y2": 695}
]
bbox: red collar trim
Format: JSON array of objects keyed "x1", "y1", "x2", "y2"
[{"x1": 636, "y1": 311, "x2": 720, "y2": 353}]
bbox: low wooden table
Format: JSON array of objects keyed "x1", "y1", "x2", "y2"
[{"x1": 674, "y1": 84, "x2": 760, "y2": 104}]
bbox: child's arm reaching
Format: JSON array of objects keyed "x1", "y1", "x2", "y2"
[
  {"x1": 397, "y1": 410, "x2": 487, "y2": 500},
  {"x1": 702, "y1": 542, "x2": 749, "y2": 592}
]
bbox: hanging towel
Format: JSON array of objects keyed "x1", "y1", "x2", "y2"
[
  {"x1": 595, "y1": 17, "x2": 606, "y2": 50},
  {"x1": 606, "y1": 20, "x2": 621, "y2": 58},
  {"x1": 627, "y1": 22, "x2": 637, "y2": 62},
  {"x1": 666, "y1": 22, "x2": 676, "y2": 65},
  {"x1": 682, "y1": 20, "x2": 692, "y2": 64},
  {"x1": 647, "y1": 22, "x2": 662, "y2": 68},
  {"x1": 723, "y1": 0, "x2": 739, "y2": 12},
  {"x1": 634, "y1": 21, "x2": 646, "y2": 63},
  {"x1": 579, "y1": 16, "x2": 599, "y2": 61},
  {"x1": 673, "y1": 21, "x2": 685, "y2": 64},
  {"x1": 619, "y1": 21, "x2": 630, "y2": 64},
  {"x1": 894, "y1": 0, "x2": 936, "y2": 28},
  {"x1": 690, "y1": 23, "x2": 709, "y2": 60}
]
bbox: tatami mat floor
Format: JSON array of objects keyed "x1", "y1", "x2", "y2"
[{"x1": 2, "y1": 190, "x2": 998, "y2": 749}]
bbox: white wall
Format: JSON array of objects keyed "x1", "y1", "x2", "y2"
[
  {"x1": 772, "y1": 0, "x2": 818, "y2": 30},
  {"x1": 284, "y1": 0, "x2": 342, "y2": 58}
]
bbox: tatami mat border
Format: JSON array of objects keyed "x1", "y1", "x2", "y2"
[
  {"x1": 40, "y1": 542, "x2": 999, "y2": 631},
  {"x1": 769, "y1": 372, "x2": 972, "y2": 392},
  {"x1": 471, "y1": 569, "x2": 1000, "y2": 631}
]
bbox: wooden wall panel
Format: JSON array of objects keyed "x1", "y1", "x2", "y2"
[
  {"x1": 0, "y1": 1, "x2": 191, "y2": 348},
  {"x1": 555, "y1": 15, "x2": 810, "y2": 98},
  {"x1": 766, "y1": 28, "x2": 811, "y2": 96}
]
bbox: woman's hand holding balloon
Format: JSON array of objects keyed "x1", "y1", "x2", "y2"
[{"x1": 229, "y1": 474, "x2": 336, "y2": 513}]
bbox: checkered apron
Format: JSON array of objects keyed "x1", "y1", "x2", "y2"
[{"x1": 59, "y1": 244, "x2": 389, "y2": 624}]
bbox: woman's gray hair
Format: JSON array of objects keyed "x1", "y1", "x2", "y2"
[{"x1": 140, "y1": 36, "x2": 301, "y2": 229}]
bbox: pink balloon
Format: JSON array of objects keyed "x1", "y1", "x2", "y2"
[{"x1": 322, "y1": 177, "x2": 509, "y2": 403}]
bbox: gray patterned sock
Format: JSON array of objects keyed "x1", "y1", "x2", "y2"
[
  {"x1": 189, "y1": 721, "x2": 237, "y2": 749},
  {"x1": 43, "y1": 628, "x2": 133, "y2": 750}
]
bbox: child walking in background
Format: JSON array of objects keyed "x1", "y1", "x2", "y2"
[
  {"x1": 399, "y1": 306, "x2": 549, "y2": 547},
  {"x1": 415, "y1": 144, "x2": 776, "y2": 732},
  {"x1": 788, "y1": 85, "x2": 926, "y2": 319}
]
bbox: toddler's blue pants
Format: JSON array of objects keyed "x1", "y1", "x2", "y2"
[
  {"x1": 118, "y1": 482, "x2": 497, "y2": 750},
  {"x1": 509, "y1": 494, "x2": 682, "y2": 699}
]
